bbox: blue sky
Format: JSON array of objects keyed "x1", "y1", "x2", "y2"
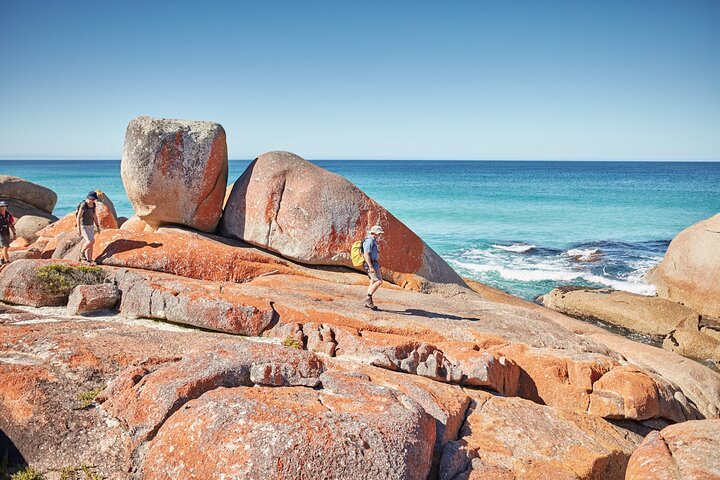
[{"x1": 1, "y1": 0, "x2": 718, "y2": 160}]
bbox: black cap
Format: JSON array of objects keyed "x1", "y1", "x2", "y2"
[{"x1": 87, "y1": 191, "x2": 99, "y2": 200}]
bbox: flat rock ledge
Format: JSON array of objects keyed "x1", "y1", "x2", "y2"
[{"x1": 541, "y1": 286, "x2": 720, "y2": 367}]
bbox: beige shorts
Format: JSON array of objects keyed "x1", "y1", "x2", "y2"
[
  {"x1": 365, "y1": 264, "x2": 382, "y2": 283},
  {"x1": 81, "y1": 225, "x2": 95, "y2": 242}
]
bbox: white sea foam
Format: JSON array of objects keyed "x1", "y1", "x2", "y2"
[
  {"x1": 566, "y1": 248, "x2": 598, "y2": 256},
  {"x1": 491, "y1": 243, "x2": 536, "y2": 253},
  {"x1": 565, "y1": 248, "x2": 601, "y2": 261},
  {"x1": 451, "y1": 260, "x2": 657, "y2": 296}
]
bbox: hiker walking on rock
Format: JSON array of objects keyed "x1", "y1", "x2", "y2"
[
  {"x1": 0, "y1": 201, "x2": 16, "y2": 265},
  {"x1": 363, "y1": 225, "x2": 385, "y2": 310},
  {"x1": 77, "y1": 191, "x2": 101, "y2": 264}
]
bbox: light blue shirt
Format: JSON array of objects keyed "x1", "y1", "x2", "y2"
[{"x1": 362, "y1": 236, "x2": 380, "y2": 269}]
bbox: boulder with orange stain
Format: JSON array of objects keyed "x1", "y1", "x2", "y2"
[
  {"x1": 74, "y1": 229, "x2": 300, "y2": 282},
  {"x1": 67, "y1": 283, "x2": 120, "y2": 315},
  {"x1": 329, "y1": 362, "x2": 471, "y2": 477},
  {"x1": 100, "y1": 341, "x2": 325, "y2": 452},
  {"x1": 220, "y1": 151, "x2": 465, "y2": 291},
  {"x1": 140, "y1": 370, "x2": 435, "y2": 480},
  {"x1": 115, "y1": 268, "x2": 277, "y2": 335},
  {"x1": 0, "y1": 311, "x2": 232, "y2": 478},
  {"x1": 440, "y1": 389, "x2": 641, "y2": 480},
  {"x1": 625, "y1": 419, "x2": 720, "y2": 480},
  {"x1": 0, "y1": 258, "x2": 93, "y2": 307},
  {"x1": 121, "y1": 116, "x2": 228, "y2": 233},
  {"x1": 119, "y1": 214, "x2": 155, "y2": 233}
]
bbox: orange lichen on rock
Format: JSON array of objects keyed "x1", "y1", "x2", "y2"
[
  {"x1": 625, "y1": 419, "x2": 720, "y2": 480},
  {"x1": 220, "y1": 151, "x2": 465, "y2": 291},
  {"x1": 0, "y1": 365, "x2": 55, "y2": 423},
  {"x1": 87, "y1": 229, "x2": 301, "y2": 283}
]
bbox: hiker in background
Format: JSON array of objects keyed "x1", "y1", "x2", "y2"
[
  {"x1": 77, "y1": 191, "x2": 101, "y2": 264},
  {"x1": 0, "y1": 201, "x2": 16, "y2": 265},
  {"x1": 363, "y1": 225, "x2": 385, "y2": 310}
]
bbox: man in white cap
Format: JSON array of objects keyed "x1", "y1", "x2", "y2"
[
  {"x1": 0, "y1": 201, "x2": 16, "y2": 265},
  {"x1": 362, "y1": 225, "x2": 385, "y2": 310}
]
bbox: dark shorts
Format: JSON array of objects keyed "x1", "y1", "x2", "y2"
[
  {"x1": 0, "y1": 234, "x2": 10, "y2": 248},
  {"x1": 364, "y1": 263, "x2": 382, "y2": 282}
]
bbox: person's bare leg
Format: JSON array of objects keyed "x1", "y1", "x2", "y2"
[
  {"x1": 86, "y1": 240, "x2": 95, "y2": 261},
  {"x1": 2, "y1": 247, "x2": 8, "y2": 263},
  {"x1": 368, "y1": 280, "x2": 382, "y2": 296},
  {"x1": 80, "y1": 238, "x2": 90, "y2": 260}
]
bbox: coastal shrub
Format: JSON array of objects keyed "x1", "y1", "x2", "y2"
[
  {"x1": 281, "y1": 337, "x2": 302, "y2": 349},
  {"x1": 36, "y1": 264, "x2": 105, "y2": 296},
  {"x1": 58, "y1": 465, "x2": 102, "y2": 480},
  {"x1": 8, "y1": 466, "x2": 44, "y2": 480},
  {"x1": 73, "y1": 385, "x2": 106, "y2": 410}
]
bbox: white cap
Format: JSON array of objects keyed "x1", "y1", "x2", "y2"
[{"x1": 370, "y1": 225, "x2": 384, "y2": 235}]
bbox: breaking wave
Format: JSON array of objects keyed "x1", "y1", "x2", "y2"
[
  {"x1": 445, "y1": 239, "x2": 666, "y2": 300},
  {"x1": 491, "y1": 243, "x2": 537, "y2": 253}
]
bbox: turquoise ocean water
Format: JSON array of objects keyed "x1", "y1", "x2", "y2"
[{"x1": 1, "y1": 160, "x2": 719, "y2": 300}]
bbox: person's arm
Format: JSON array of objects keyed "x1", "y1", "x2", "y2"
[
  {"x1": 9, "y1": 215, "x2": 16, "y2": 237},
  {"x1": 76, "y1": 207, "x2": 83, "y2": 234},
  {"x1": 94, "y1": 210, "x2": 100, "y2": 231}
]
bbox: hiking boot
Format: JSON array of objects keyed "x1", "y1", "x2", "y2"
[
  {"x1": 80, "y1": 252, "x2": 88, "y2": 262},
  {"x1": 364, "y1": 297, "x2": 378, "y2": 310}
]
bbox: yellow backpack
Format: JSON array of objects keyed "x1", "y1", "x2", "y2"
[{"x1": 350, "y1": 240, "x2": 365, "y2": 267}]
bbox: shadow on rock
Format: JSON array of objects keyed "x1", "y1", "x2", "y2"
[
  {"x1": 0, "y1": 429, "x2": 27, "y2": 471},
  {"x1": 96, "y1": 240, "x2": 163, "y2": 262},
  {"x1": 383, "y1": 308, "x2": 481, "y2": 322}
]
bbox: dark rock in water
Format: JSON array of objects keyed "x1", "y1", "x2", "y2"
[
  {"x1": 567, "y1": 248, "x2": 603, "y2": 262},
  {"x1": 121, "y1": 116, "x2": 228, "y2": 233},
  {"x1": 0, "y1": 175, "x2": 57, "y2": 214}
]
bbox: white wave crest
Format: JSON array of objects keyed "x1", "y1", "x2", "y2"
[
  {"x1": 565, "y1": 248, "x2": 601, "y2": 261},
  {"x1": 452, "y1": 260, "x2": 656, "y2": 296},
  {"x1": 491, "y1": 243, "x2": 536, "y2": 253}
]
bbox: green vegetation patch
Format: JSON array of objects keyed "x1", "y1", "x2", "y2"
[
  {"x1": 281, "y1": 337, "x2": 303, "y2": 349},
  {"x1": 36, "y1": 264, "x2": 106, "y2": 295},
  {"x1": 73, "y1": 384, "x2": 106, "y2": 410},
  {"x1": 58, "y1": 465, "x2": 102, "y2": 480},
  {"x1": 6, "y1": 466, "x2": 44, "y2": 480}
]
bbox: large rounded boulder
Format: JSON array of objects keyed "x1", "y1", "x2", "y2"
[
  {"x1": 219, "y1": 151, "x2": 465, "y2": 290},
  {"x1": 14, "y1": 215, "x2": 54, "y2": 243},
  {"x1": 0, "y1": 175, "x2": 57, "y2": 215},
  {"x1": 121, "y1": 116, "x2": 228, "y2": 232},
  {"x1": 645, "y1": 213, "x2": 720, "y2": 318}
]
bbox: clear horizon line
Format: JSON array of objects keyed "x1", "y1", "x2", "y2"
[{"x1": 1, "y1": 157, "x2": 719, "y2": 162}]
